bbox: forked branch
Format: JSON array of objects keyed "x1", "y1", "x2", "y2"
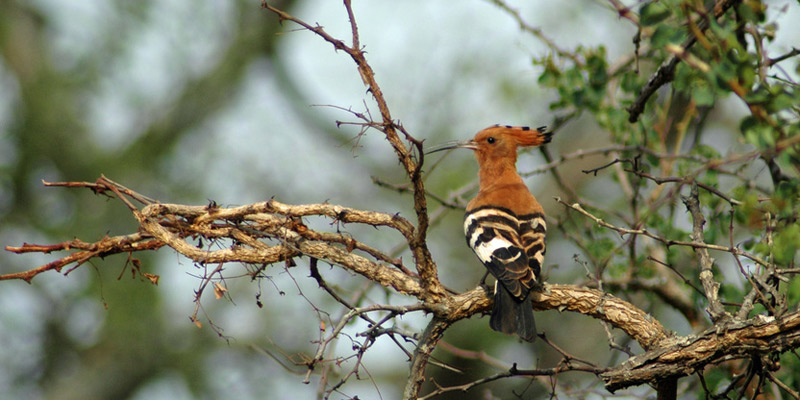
[
  {"x1": 5, "y1": 176, "x2": 708, "y2": 397},
  {"x1": 261, "y1": 1, "x2": 441, "y2": 302}
]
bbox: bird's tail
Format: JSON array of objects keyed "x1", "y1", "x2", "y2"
[{"x1": 490, "y1": 287, "x2": 536, "y2": 342}]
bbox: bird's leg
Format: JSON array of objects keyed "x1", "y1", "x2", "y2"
[{"x1": 479, "y1": 270, "x2": 491, "y2": 286}]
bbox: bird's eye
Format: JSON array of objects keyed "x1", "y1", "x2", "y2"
[{"x1": 487, "y1": 137, "x2": 496, "y2": 144}]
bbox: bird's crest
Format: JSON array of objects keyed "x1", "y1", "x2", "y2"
[{"x1": 479, "y1": 124, "x2": 552, "y2": 148}]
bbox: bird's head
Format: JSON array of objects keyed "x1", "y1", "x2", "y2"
[{"x1": 428, "y1": 125, "x2": 553, "y2": 165}]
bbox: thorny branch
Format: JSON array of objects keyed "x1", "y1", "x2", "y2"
[
  {"x1": 419, "y1": 362, "x2": 606, "y2": 400},
  {"x1": 11, "y1": 160, "x2": 798, "y2": 399},
  {"x1": 5, "y1": 2, "x2": 800, "y2": 399},
  {"x1": 602, "y1": 311, "x2": 800, "y2": 391},
  {"x1": 260, "y1": 1, "x2": 443, "y2": 304},
  {"x1": 6, "y1": 175, "x2": 783, "y2": 396},
  {"x1": 555, "y1": 197, "x2": 771, "y2": 268},
  {"x1": 489, "y1": 0, "x2": 578, "y2": 63},
  {"x1": 8, "y1": 155, "x2": 800, "y2": 397}
]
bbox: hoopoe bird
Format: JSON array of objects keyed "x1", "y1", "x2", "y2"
[{"x1": 429, "y1": 125, "x2": 552, "y2": 341}]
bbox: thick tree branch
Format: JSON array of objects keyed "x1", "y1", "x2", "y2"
[
  {"x1": 602, "y1": 312, "x2": 800, "y2": 391},
  {"x1": 533, "y1": 285, "x2": 669, "y2": 350},
  {"x1": 9, "y1": 177, "x2": 800, "y2": 396},
  {"x1": 4, "y1": 1, "x2": 799, "y2": 398}
]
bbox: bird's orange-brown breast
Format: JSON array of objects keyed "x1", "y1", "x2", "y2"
[{"x1": 468, "y1": 182, "x2": 544, "y2": 216}]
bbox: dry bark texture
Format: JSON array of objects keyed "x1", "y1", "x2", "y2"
[{"x1": 5, "y1": 176, "x2": 799, "y2": 399}]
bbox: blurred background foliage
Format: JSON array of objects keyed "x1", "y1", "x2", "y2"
[{"x1": 1, "y1": 0, "x2": 798, "y2": 399}]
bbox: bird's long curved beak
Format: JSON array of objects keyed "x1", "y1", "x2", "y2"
[{"x1": 426, "y1": 139, "x2": 478, "y2": 154}]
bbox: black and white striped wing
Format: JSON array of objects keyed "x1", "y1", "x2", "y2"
[
  {"x1": 518, "y1": 212, "x2": 546, "y2": 280},
  {"x1": 464, "y1": 207, "x2": 537, "y2": 299}
]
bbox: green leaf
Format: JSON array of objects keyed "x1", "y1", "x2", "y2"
[
  {"x1": 744, "y1": 85, "x2": 771, "y2": 105},
  {"x1": 773, "y1": 179, "x2": 799, "y2": 217},
  {"x1": 651, "y1": 24, "x2": 684, "y2": 48},
  {"x1": 737, "y1": 1, "x2": 766, "y2": 23},
  {"x1": 787, "y1": 277, "x2": 800, "y2": 309},
  {"x1": 711, "y1": 58, "x2": 738, "y2": 88},
  {"x1": 620, "y1": 70, "x2": 641, "y2": 93},
  {"x1": 773, "y1": 224, "x2": 800, "y2": 265},
  {"x1": 691, "y1": 144, "x2": 721, "y2": 159},
  {"x1": 537, "y1": 57, "x2": 562, "y2": 87},
  {"x1": 587, "y1": 237, "x2": 616, "y2": 261},
  {"x1": 740, "y1": 116, "x2": 776, "y2": 148},
  {"x1": 767, "y1": 90, "x2": 796, "y2": 113},
  {"x1": 640, "y1": 2, "x2": 672, "y2": 26},
  {"x1": 733, "y1": 190, "x2": 762, "y2": 229},
  {"x1": 586, "y1": 49, "x2": 608, "y2": 89},
  {"x1": 608, "y1": 263, "x2": 628, "y2": 278},
  {"x1": 691, "y1": 82, "x2": 715, "y2": 106}
]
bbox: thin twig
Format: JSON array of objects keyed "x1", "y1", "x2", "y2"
[{"x1": 555, "y1": 197, "x2": 771, "y2": 268}]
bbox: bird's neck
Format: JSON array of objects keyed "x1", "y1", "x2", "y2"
[{"x1": 477, "y1": 157, "x2": 524, "y2": 192}]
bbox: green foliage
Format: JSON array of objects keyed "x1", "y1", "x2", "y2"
[
  {"x1": 607, "y1": 261, "x2": 631, "y2": 279},
  {"x1": 771, "y1": 223, "x2": 799, "y2": 265},
  {"x1": 773, "y1": 180, "x2": 800, "y2": 219},
  {"x1": 787, "y1": 277, "x2": 800, "y2": 309},
  {"x1": 538, "y1": 46, "x2": 611, "y2": 114},
  {"x1": 650, "y1": 24, "x2": 685, "y2": 48},
  {"x1": 4, "y1": 0, "x2": 799, "y2": 398},
  {"x1": 640, "y1": 3, "x2": 672, "y2": 27},
  {"x1": 698, "y1": 363, "x2": 729, "y2": 394},
  {"x1": 778, "y1": 351, "x2": 800, "y2": 392},
  {"x1": 673, "y1": 63, "x2": 715, "y2": 106},
  {"x1": 586, "y1": 237, "x2": 617, "y2": 263},
  {"x1": 540, "y1": 3, "x2": 800, "y2": 393}
]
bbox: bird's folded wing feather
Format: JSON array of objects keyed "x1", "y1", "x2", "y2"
[
  {"x1": 464, "y1": 207, "x2": 538, "y2": 299},
  {"x1": 518, "y1": 212, "x2": 546, "y2": 279}
]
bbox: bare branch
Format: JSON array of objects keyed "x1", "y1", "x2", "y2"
[
  {"x1": 766, "y1": 47, "x2": 800, "y2": 67},
  {"x1": 534, "y1": 284, "x2": 669, "y2": 350},
  {"x1": 605, "y1": 0, "x2": 640, "y2": 25},
  {"x1": 262, "y1": 1, "x2": 443, "y2": 303},
  {"x1": 404, "y1": 317, "x2": 451, "y2": 400},
  {"x1": 489, "y1": 0, "x2": 580, "y2": 63},
  {"x1": 3, "y1": 234, "x2": 162, "y2": 282},
  {"x1": 419, "y1": 362, "x2": 606, "y2": 400},
  {"x1": 766, "y1": 370, "x2": 800, "y2": 399},
  {"x1": 682, "y1": 183, "x2": 730, "y2": 323},
  {"x1": 11, "y1": 174, "x2": 800, "y2": 397},
  {"x1": 602, "y1": 312, "x2": 800, "y2": 391},
  {"x1": 555, "y1": 197, "x2": 771, "y2": 268}
]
